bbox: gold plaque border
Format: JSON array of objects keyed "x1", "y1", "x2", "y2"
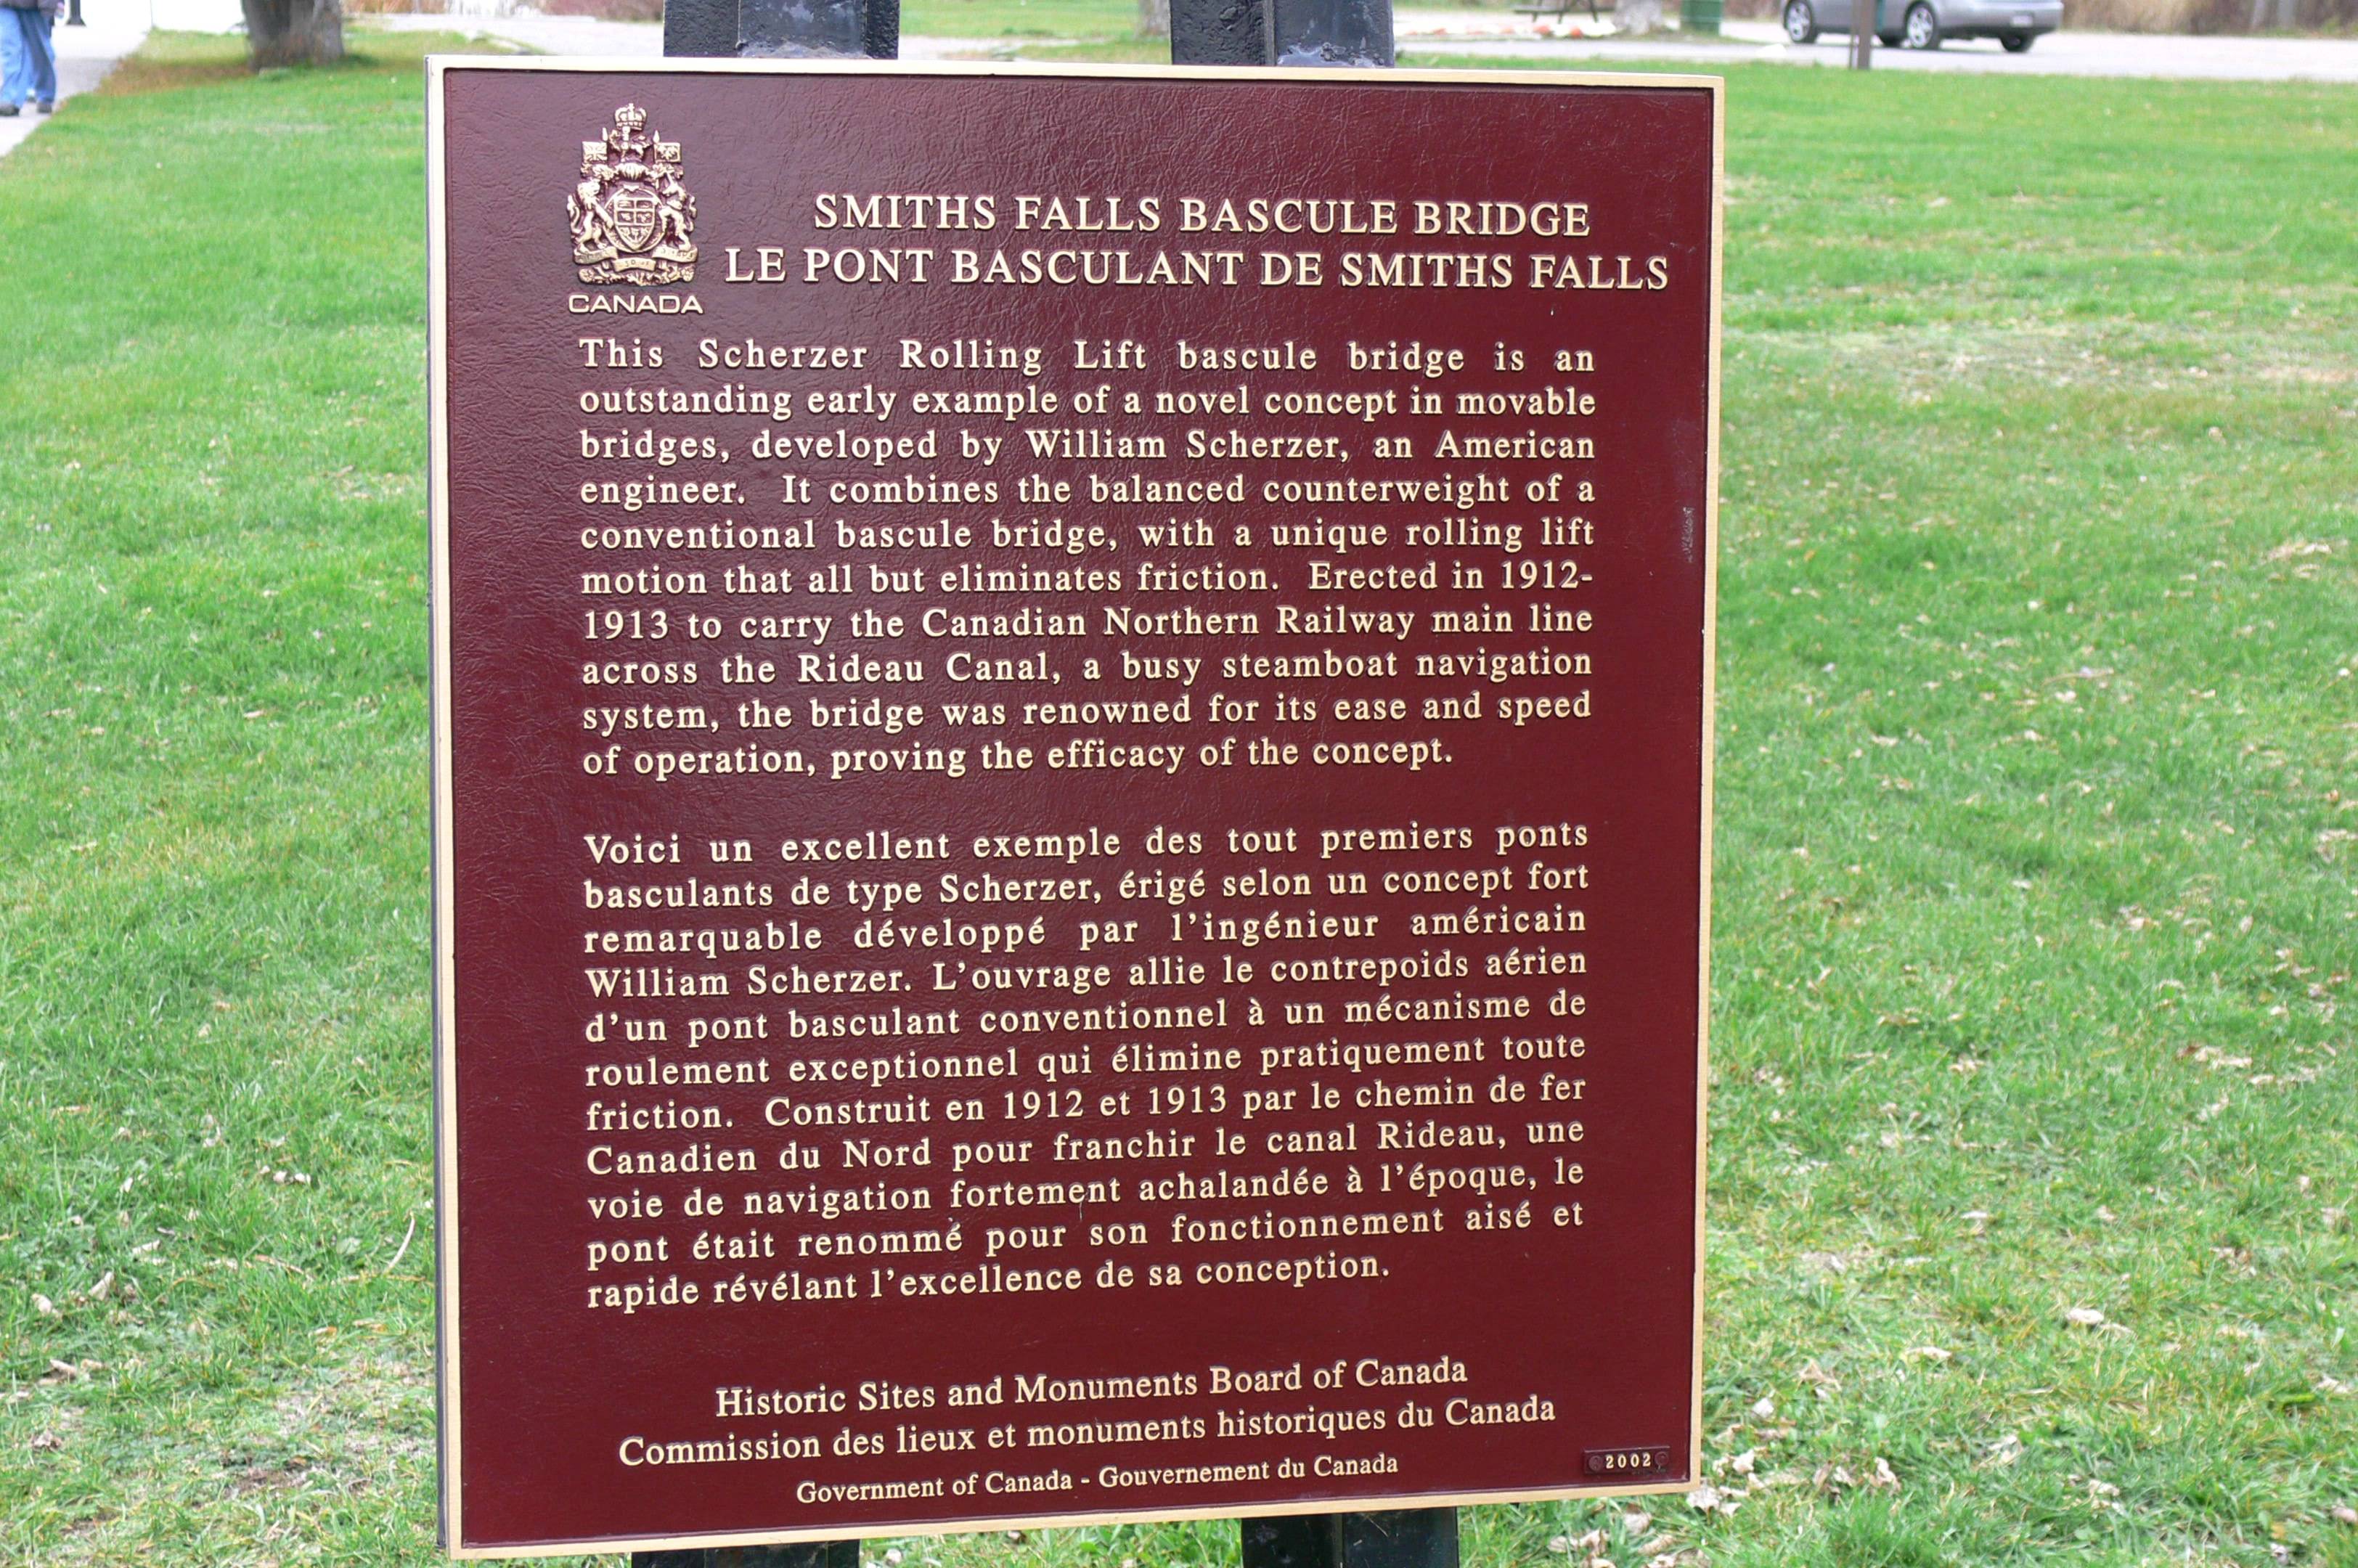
[{"x1": 425, "y1": 54, "x2": 1724, "y2": 1559}]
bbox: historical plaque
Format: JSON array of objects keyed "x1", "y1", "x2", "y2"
[{"x1": 429, "y1": 59, "x2": 1720, "y2": 1559}]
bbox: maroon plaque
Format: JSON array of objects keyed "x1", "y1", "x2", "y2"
[{"x1": 429, "y1": 59, "x2": 1719, "y2": 1559}]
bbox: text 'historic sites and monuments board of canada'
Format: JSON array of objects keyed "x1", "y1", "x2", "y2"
[{"x1": 428, "y1": 60, "x2": 1721, "y2": 1559}]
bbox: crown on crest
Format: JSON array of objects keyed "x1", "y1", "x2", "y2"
[{"x1": 583, "y1": 103, "x2": 666, "y2": 167}]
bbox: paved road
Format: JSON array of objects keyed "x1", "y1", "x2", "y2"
[{"x1": 1403, "y1": 13, "x2": 2358, "y2": 77}]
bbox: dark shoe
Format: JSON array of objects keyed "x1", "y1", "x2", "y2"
[
  {"x1": 0, "y1": 105, "x2": 20, "y2": 118},
  {"x1": 36, "y1": 101, "x2": 54, "y2": 114}
]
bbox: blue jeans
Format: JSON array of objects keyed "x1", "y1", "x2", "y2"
[{"x1": 2, "y1": 8, "x2": 57, "y2": 107}]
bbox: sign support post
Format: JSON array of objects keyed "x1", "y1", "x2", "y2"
[
  {"x1": 640, "y1": 1545, "x2": 862, "y2": 1568},
  {"x1": 664, "y1": 0, "x2": 898, "y2": 61},
  {"x1": 643, "y1": 0, "x2": 1443, "y2": 1564},
  {"x1": 1172, "y1": 0, "x2": 1420, "y2": 1558},
  {"x1": 631, "y1": 15, "x2": 887, "y2": 1568},
  {"x1": 1170, "y1": 0, "x2": 1391, "y2": 65},
  {"x1": 1243, "y1": 1508, "x2": 1459, "y2": 1568}
]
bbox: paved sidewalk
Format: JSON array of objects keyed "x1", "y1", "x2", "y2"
[
  {"x1": 0, "y1": 3, "x2": 147, "y2": 160},
  {"x1": 370, "y1": 9, "x2": 658, "y2": 52},
  {"x1": 366, "y1": 11, "x2": 1017, "y2": 59}
]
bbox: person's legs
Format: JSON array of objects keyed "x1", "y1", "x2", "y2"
[
  {"x1": 27, "y1": 9, "x2": 54, "y2": 107},
  {"x1": 0, "y1": 10, "x2": 33, "y2": 109}
]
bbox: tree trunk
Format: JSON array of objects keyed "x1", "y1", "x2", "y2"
[
  {"x1": 244, "y1": 0, "x2": 344, "y2": 65},
  {"x1": 1139, "y1": 0, "x2": 1170, "y2": 37}
]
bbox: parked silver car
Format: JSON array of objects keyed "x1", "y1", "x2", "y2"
[{"x1": 1782, "y1": 0, "x2": 2061, "y2": 49}]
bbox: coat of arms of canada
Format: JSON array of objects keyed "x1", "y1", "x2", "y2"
[{"x1": 569, "y1": 103, "x2": 698, "y2": 287}]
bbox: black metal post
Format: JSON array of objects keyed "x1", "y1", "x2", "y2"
[
  {"x1": 1170, "y1": 0, "x2": 1390, "y2": 65},
  {"x1": 65, "y1": 0, "x2": 83, "y2": 25},
  {"x1": 663, "y1": 0, "x2": 738, "y2": 59},
  {"x1": 1172, "y1": 0, "x2": 1424, "y2": 1548},
  {"x1": 637, "y1": 30, "x2": 868, "y2": 1548},
  {"x1": 637, "y1": 0, "x2": 881, "y2": 1540},
  {"x1": 644, "y1": 1, "x2": 1427, "y2": 1561},
  {"x1": 637, "y1": 1543, "x2": 862, "y2": 1568},
  {"x1": 1243, "y1": 1508, "x2": 1459, "y2": 1568},
  {"x1": 1266, "y1": 0, "x2": 1392, "y2": 65},
  {"x1": 644, "y1": 41, "x2": 877, "y2": 1568},
  {"x1": 1172, "y1": 0, "x2": 1428, "y2": 1551},
  {"x1": 662, "y1": 0, "x2": 898, "y2": 59},
  {"x1": 1170, "y1": 0, "x2": 1268, "y2": 65}
]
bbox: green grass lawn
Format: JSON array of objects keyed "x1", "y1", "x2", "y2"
[
  {"x1": 905, "y1": 0, "x2": 1151, "y2": 42},
  {"x1": 2, "y1": 30, "x2": 2354, "y2": 1568}
]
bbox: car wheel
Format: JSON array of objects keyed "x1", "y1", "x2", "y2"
[
  {"x1": 2000, "y1": 28, "x2": 2033, "y2": 47},
  {"x1": 1902, "y1": 2, "x2": 1942, "y2": 46},
  {"x1": 1783, "y1": 0, "x2": 1820, "y2": 41}
]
